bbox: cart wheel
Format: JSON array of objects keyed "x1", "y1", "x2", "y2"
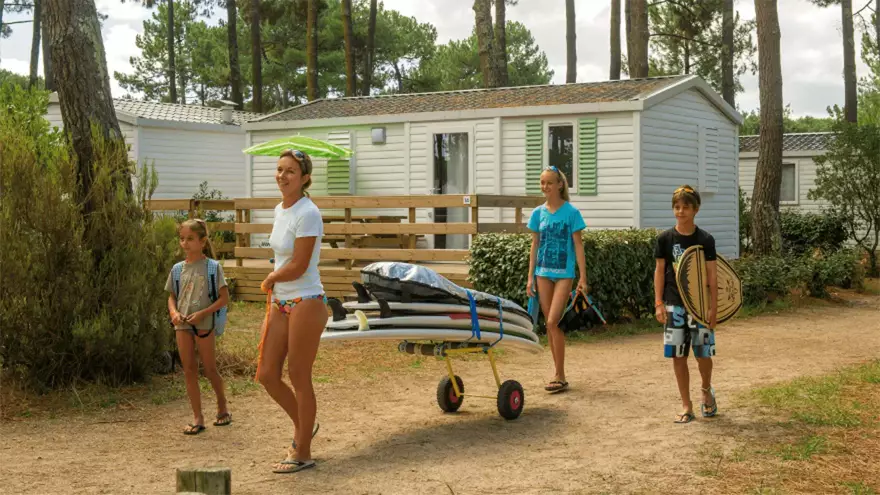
[
  {"x1": 437, "y1": 375, "x2": 465, "y2": 413},
  {"x1": 497, "y1": 380, "x2": 524, "y2": 420}
]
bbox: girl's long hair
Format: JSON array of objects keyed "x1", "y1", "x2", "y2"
[{"x1": 180, "y1": 218, "x2": 216, "y2": 259}]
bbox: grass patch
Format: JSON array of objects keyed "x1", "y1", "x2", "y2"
[
  {"x1": 864, "y1": 277, "x2": 880, "y2": 296},
  {"x1": 701, "y1": 360, "x2": 880, "y2": 494}
]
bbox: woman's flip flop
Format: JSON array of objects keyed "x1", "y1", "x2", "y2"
[
  {"x1": 213, "y1": 412, "x2": 232, "y2": 426},
  {"x1": 701, "y1": 386, "x2": 718, "y2": 417},
  {"x1": 183, "y1": 424, "x2": 206, "y2": 435},
  {"x1": 292, "y1": 421, "x2": 320, "y2": 450},
  {"x1": 544, "y1": 380, "x2": 569, "y2": 393},
  {"x1": 273, "y1": 459, "x2": 316, "y2": 474}
]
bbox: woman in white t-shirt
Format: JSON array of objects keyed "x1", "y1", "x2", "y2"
[{"x1": 257, "y1": 149, "x2": 327, "y2": 475}]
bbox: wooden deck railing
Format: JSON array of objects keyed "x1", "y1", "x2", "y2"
[{"x1": 232, "y1": 195, "x2": 543, "y2": 269}]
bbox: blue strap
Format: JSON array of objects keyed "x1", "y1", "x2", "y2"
[{"x1": 466, "y1": 290, "x2": 481, "y2": 340}]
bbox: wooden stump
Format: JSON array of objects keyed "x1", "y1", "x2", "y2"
[{"x1": 176, "y1": 467, "x2": 231, "y2": 495}]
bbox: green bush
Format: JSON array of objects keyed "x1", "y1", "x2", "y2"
[
  {"x1": 469, "y1": 229, "x2": 657, "y2": 323},
  {"x1": 733, "y1": 255, "x2": 809, "y2": 307},
  {"x1": 733, "y1": 250, "x2": 865, "y2": 304},
  {"x1": 780, "y1": 210, "x2": 847, "y2": 256},
  {"x1": 802, "y1": 249, "x2": 865, "y2": 298},
  {"x1": 0, "y1": 83, "x2": 179, "y2": 388}
]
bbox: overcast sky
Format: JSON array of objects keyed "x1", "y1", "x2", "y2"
[{"x1": 0, "y1": 0, "x2": 873, "y2": 117}]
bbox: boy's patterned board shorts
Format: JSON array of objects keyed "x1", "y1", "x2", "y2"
[{"x1": 663, "y1": 305, "x2": 716, "y2": 358}]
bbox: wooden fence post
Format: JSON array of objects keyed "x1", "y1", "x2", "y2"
[{"x1": 175, "y1": 467, "x2": 231, "y2": 495}]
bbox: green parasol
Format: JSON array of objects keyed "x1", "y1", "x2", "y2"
[{"x1": 242, "y1": 135, "x2": 353, "y2": 159}]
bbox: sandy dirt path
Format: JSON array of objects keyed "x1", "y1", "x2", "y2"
[{"x1": 2, "y1": 295, "x2": 878, "y2": 495}]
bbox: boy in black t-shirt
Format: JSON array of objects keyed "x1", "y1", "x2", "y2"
[{"x1": 653, "y1": 185, "x2": 719, "y2": 424}]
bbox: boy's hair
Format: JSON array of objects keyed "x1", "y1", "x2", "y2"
[
  {"x1": 672, "y1": 184, "x2": 701, "y2": 208},
  {"x1": 180, "y1": 219, "x2": 216, "y2": 259},
  {"x1": 544, "y1": 166, "x2": 571, "y2": 201},
  {"x1": 279, "y1": 149, "x2": 314, "y2": 197}
]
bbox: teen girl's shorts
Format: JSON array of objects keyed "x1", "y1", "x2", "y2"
[
  {"x1": 663, "y1": 305, "x2": 715, "y2": 358},
  {"x1": 272, "y1": 294, "x2": 327, "y2": 315}
]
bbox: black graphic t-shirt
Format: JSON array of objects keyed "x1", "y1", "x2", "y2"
[{"x1": 654, "y1": 226, "x2": 716, "y2": 306}]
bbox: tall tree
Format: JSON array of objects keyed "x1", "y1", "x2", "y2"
[
  {"x1": 610, "y1": 0, "x2": 621, "y2": 80},
  {"x1": 809, "y1": 0, "x2": 859, "y2": 123},
  {"x1": 41, "y1": 14, "x2": 54, "y2": 90},
  {"x1": 226, "y1": 0, "x2": 243, "y2": 109},
  {"x1": 876, "y1": 0, "x2": 879, "y2": 49},
  {"x1": 473, "y1": 0, "x2": 497, "y2": 87},
  {"x1": 565, "y1": 0, "x2": 576, "y2": 82},
  {"x1": 44, "y1": 0, "x2": 129, "y2": 211},
  {"x1": 647, "y1": 1, "x2": 756, "y2": 97},
  {"x1": 251, "y1": 0, "x2": 262, "y2": 112},
  {"x1": 362, "y1": 0, "x2": 377, "y2": 95},
  {"x1": 750, "y1": 0, "x2": 784, "y2": 256},
  {"x1": 29, "y1": 0, "x2": 41, "y2": 89},
  {"x1": 842, "y1": 0, "x2": 858, "y2": 122},
  {"x1": 167, "y1": 0, "x2": 178, "y2": 103},
  {"x1": 411, "y1": 21, "x2": 552, "y2": 92},
  {"x1": 306, "y1": 0, "x2": 318, "y2": 100},
  {"x1": 341, "y1": 0, "x2": 355, "y2": 96},
  {"x1": 493, "y1": 0, "x2": 509, "y2": 86},
  {"x1": 626, "y1": 0, "x2": 649, "y2": 78},
  {"x1": 721, "y1": 0, "x2": 735, "y2": 106}
]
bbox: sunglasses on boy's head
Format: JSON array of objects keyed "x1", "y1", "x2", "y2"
[{"x1": 675, "y1": 186, "x2": 695, "y2": 194}]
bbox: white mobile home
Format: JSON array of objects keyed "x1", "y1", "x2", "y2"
[
  {"x1": 46, "y1": 94, "x2": 261, "y2": 200},
  {"x1": 244, "y1": 75, "x2": 743, "y2": 257},
  {"x1": 738, "y1": 132, "x2": 832, "y2": 213}
]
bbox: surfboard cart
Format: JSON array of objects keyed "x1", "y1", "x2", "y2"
[
  {"x1": 328, "y1": 285, "x2": 527, "y2": 421},
  {"x1": 398, "y1": 339, "x2": 525, "y2": 420}
]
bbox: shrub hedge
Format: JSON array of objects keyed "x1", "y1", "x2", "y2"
[
  {"x1": 779, "y1": 210, "x2": 848, "y2": 256},
  {"x1": 469, "y1": 228, "x2": 865, "y2": 325}
]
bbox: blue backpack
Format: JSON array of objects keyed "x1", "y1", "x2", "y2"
[{"x1": 171, "y1": 258, "x2": 227, "y2": 337}]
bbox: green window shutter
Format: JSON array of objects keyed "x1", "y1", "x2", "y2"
[
  {"x1": 326, "y1": 160, "x2": 350, "y2": 195},
  {"x1": 525, "y1": 120, "x2": 543, "y2": 195},
  {"x1": 577, "y1": 118, "x2": 598, "y2": 196}
]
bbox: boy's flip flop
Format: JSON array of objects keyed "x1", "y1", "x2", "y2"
[
  {"x1": 273, "y1": 459, "x2": 316, "y2": 474},
  {"x1": 701, "y1": 386, "x2": 718, "y2": 417},
  {"x1": 544, "y1": 380, "x2": 569, "y2": 393}
]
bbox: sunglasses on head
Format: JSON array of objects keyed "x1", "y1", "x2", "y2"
[
  {"x1": 546, "y1": 166, "x2": 560, "y2": 173},
  {"x1": 281, "y1": 149, "x2": 305, "y2": 161},
  {"x1": 675, "y1": 186, "x2": 695, "y2": 194}
]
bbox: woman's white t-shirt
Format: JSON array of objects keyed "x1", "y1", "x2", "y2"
[{"x1": 268, "y1": 197, "x2": 324, "y2": 300}]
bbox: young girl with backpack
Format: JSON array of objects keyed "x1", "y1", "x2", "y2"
[{"x1": 166, "y1": 218, "x2": 231, "y2": 435}]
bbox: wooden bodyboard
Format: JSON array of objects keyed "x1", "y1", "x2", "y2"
[{"x1": 674, "y1": 245, "x2": 743, "y2": 327}]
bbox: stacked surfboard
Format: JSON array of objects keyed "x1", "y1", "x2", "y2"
[{"x1": 321, "y1": 262, "x2": 542, "y2": 353}]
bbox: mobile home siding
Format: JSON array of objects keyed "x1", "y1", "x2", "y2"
[
  {"x1": 739, "y1": 156, "x2": 825, "y2": 214},
  {"x1": 138, "y1": 126, "x2": 247, "y2": 200},
  {"x1": 640, "y1": 89, "x2": 739, "y2": 258},
  {"x1": 500, "y1": 113, "x2": 636, "y2": 228}
]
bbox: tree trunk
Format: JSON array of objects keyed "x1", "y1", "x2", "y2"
[
  {"x1": 876, "y1": 0, "x2": 879, "y2": 52},
  {"x1": 226, "y1": 0, "x2": 242, "y2": 109},
  {"x1": 721, "y1": 0, "x2": 735, "y2": 107},
  {"x1": 342, "y1": 0, "x2": 355, "y2": 96},
  {"x1": 306, "y1": 0, "x2": 318, "y2": 101},
  {"x1": 362, "y1": 0, "x2": 377, "y2": 96},
  {"x1": 626, "y1": 0, "x2": 649, "y2": 78},
  {"x1": 473, "y1": 0, "x2": 496, "y2": 88},
  {"x1": 251, "y1": 0, "x2": 262, "y2": 113},
  {"x1": 393, "y1": 61, "x2": 403, "y2": 93},
  {"x1": 565, "y1": 0, "x2": 576, "y2": 83},
  {"x1": 29, "y1": 0, "x2": 41, "y2": 89},
  {"x1": 167, "y1": 0, "x2": 177, "y2": 104},
  {"x1": 610, "y1": 0, "x2": 621, "y2": 80},
  {"x1": 44, "y1": 0, "x2": 129, "y2": 211},
  {"x1": 842, "y1": 0, "x2": 858, "y2": 123},
  {"x1": 41, "y1": 15, "x2": 54, "y2": 91},
  {"x1": 684, "y1": 41, "x2": 690, "y2": 74},
  {"x1": 750, "y1": 0, "x2": 784, "y2": 256},
  {"x1": 493, "y1": 0, "x2": 508, "y2": 87}
]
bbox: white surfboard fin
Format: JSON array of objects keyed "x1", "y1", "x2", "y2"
[{"x1": 354, "y1": 310, "x2": 370, "y2": 331}]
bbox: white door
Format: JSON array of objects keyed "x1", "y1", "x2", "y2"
[{"x1": 427, "y1": 128, "x2": 473, "y2": 250}]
